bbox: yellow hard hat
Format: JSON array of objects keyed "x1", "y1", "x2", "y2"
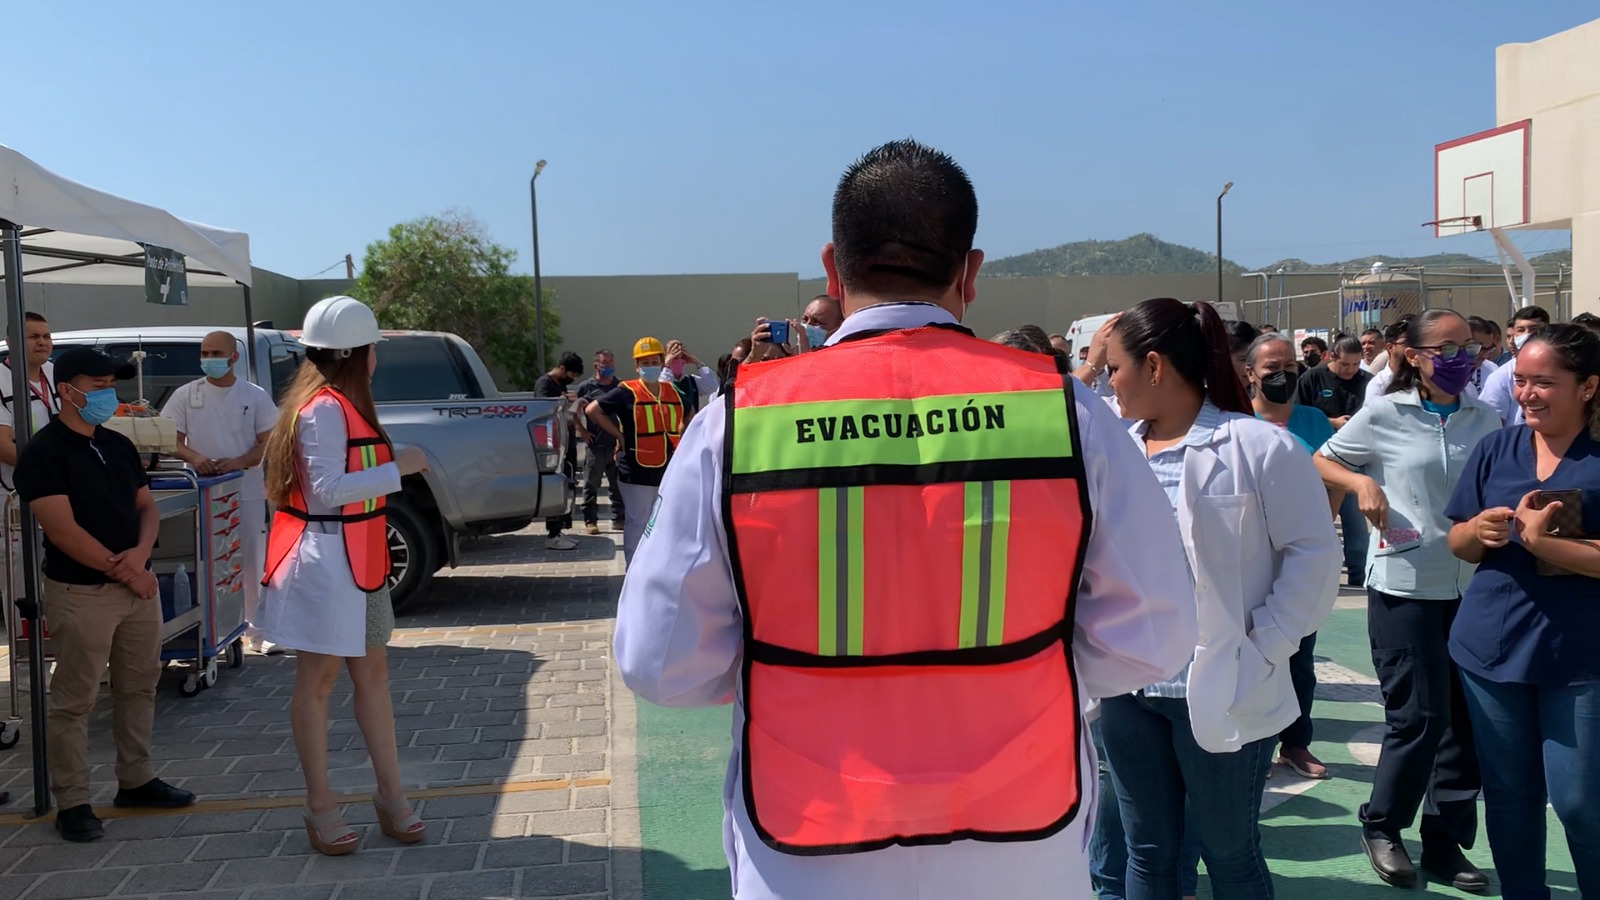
[{"x1": 633, "y1": 337, "x2": 665, "y2": 360}]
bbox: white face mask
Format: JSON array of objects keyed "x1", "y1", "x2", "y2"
[
  {"x1": 1514, "y1": 331, "x2": 1532, "y2": 350},
  {"x1": 954, "y1": 259, "x2": 970, "y2": 323}
]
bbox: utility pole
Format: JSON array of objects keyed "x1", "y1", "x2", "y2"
[
  {"x1": 530, "y1": 160, "x2": 549, "y2": 374},
  {"x1": 1216, "y1": 182, "x2": 1233, "y2": 306},
  {"x1": 344, "y1": 254, "x2": 355, "y2": 280}
]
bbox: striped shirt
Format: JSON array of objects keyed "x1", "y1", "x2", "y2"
[{"x1": 1128, "y1": 401, "x2": 1225, "y2": 698}]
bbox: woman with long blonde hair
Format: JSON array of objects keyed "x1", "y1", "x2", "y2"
[{"x1": 255, "y1": 296, "x2": 429, "y2": 855}]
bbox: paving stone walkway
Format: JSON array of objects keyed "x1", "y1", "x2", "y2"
[{"x1": 0, "y1": 523, "x2": 629, "y2": 900}]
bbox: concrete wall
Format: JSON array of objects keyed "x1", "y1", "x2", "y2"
[
  {"x1": 540, "y1": 272, "x2": 801, "y2": 371},
  {"x1": 1497, "y1": 17, "x2": 1600, "y2": 313},
  {"x1": 14, "y1": 265, "x2": 1556, "y2": 372}
]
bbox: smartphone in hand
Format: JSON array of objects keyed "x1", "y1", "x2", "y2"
[{"x1": 766, "y1": 320, "x2": 790, "y2": 345}]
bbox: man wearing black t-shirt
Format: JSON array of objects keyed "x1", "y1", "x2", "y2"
[
  {"x1": 14, "y1": 348, "x2": 196, "y2": 842},
  {"x1": 1294, "y1": 335, "x2": 1373, "y2": 586},
  {"x1": 534, "y1": 352, "x2": 585, "y2": 550},
  {"x1": 1295, "y1": 336, "x2": 1371, "y2": 429}
]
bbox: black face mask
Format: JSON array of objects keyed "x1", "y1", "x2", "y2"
[
  {"x1": 1303, "y1": 352, "x2": 1322, "y2": 369},
  {"x1": 1258, "y1": 369, "x2": 1299, "y2": 405}
]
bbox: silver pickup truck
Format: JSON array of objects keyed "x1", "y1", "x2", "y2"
[{"x1": 15, "y1": 326, "x2": 572, "y2": 610}]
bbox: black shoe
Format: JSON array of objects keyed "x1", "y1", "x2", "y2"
[
  {"x1": 1361, "y1": 829, "x2": 1418, "y2": 888},
  {"x1": 1421, "y1": 845, "x2": 1490, "y2": 894},
  {"x1": 55, "y1": 804, "x2": 104, "y2": 843},
  {"x1": 113, "y1": 778, "x2": 196, "y2": 810}
]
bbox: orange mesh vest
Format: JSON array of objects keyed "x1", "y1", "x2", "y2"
[
  {"x1": 625, "y1": 379, "x2": 684, "y2": 468},
  {"x1": 724, "y1": 324, "x2": 1091, "y2": 855},
  {"x1": 263, "y1": 387, "x2": 394, "y2": 593}
]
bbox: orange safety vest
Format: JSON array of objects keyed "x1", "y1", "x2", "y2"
[
  {"x1": 724, "y1": 324, "x2": 1091, "y2": 855},
  {"x1": 624, "y1": 379, "x2": 684, "y2": 468},
  {"x1": 262, "y1": 387, "x2": 394, "y2": 593}
]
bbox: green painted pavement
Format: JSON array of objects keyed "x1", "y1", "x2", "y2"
[{"x1": 631, "y1": 605, "x2": 1581, "y2": 898}]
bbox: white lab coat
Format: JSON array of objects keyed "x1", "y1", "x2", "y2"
[
  {"x1": 1143, "y1": 411, "x2": 1341, "y2": 753},
  {"x1": 614, "y1": 302, "x2": 1197, "y2": 900},
  {"x1": 254, "y1": 395, "x2": 401, "y2": 657}
]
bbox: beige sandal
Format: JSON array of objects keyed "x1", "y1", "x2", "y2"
[
  {"x1": 374, "y1": 790, "x2": 425, "y2": 843},
  {"x1": 304, "y1": 805, "x2": 359, "y2": 856}
]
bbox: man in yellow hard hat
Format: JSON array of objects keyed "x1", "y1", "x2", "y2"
[{"x1": 583, "y1": 337, "x2": 685, "y2": 563}]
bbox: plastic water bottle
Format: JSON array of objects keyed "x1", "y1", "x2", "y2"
[{"x1": 173, "y1": 564, "x2": 191, "y2": 612}]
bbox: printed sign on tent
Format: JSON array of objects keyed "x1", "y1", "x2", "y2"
[{"x1": 141, "y1": 244, "x2": 188, "y2": 306}]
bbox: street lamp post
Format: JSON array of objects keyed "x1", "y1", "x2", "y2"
[
  {"x1": 529, "y1": 160, "x2": 549, "y2": 375},
  {"x1": 1216, "y1": 182, "x2": 1233, "y2": 306}
]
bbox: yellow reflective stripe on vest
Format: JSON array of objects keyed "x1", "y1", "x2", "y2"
[
  {"x1": 732, "y1": 389, "x2": 1071, "y2": 474},
  {"x1": 817, "y1": 486, "x2": 865, "y2": 656},
  {"x1": 959, "y1": 481, "x2": 1011, "y2": 648},
  {"x1": 359, "y1": 445, "x2": 379, "y2": 513}
]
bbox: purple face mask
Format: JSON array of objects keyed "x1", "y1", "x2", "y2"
[{"x1": 1427, "y1": 351, "x2": 1475, "y2": 396}]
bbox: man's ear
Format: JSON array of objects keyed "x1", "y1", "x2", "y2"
[{"x1": 822, "y1": 243, "x2": 842, "y2": 301}]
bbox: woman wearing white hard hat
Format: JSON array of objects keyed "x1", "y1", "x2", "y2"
[{"x1": 257, "y1": 296, "x2": 430, "y2": 855}]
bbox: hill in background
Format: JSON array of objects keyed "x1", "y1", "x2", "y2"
[{"x1": 982, "y1": 234, "x2": 1573, "y2": 277}]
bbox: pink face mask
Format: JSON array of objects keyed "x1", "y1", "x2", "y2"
[{"x1": 667, "y1": 360, "x2": 687, "y2": 378}]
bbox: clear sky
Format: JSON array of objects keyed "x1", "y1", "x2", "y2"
[{"x1": 9, "y1": 1, "x2": 1589, "y2": 279}]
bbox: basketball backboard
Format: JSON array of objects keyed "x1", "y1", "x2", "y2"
[{"x1": 1431, "y1": 120, "x2": 1531, "y2": 236}]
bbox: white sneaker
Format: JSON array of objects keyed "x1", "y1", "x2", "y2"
[
  {"x1": 547, "y1": 536, "x2": 579, "y2": 551},
  {"x1": 251, "y1": 639, "x2": 285, "y2": 656}
]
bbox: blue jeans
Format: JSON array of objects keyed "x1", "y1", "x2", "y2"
[
  {"x1": 1091, "y1": 721, "x2": 1202, "y2": 898},
  {"x1": 1337, "y1": 491, "x2": 1370, "y2": 586},
  {"x1": 1458, "y1": 671, "x2": 1600, "y2": 900},
  {"x1": 1099, "y1": 694, "x2": 1274, "y2": 900}
]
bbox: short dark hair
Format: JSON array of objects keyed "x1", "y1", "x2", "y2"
[
  {"x1": 831, "y1": 139, "x2": 978, "y2": 294},
  {"x1": 1511, "y1": 305, "x2": 1551, "y2": 327},
  {"x1": 1301, "y1": 336, "x2": 1328, "y2": 353},
  {"x1": 1112, "y1": 299, "x2": 1252, "y2": 415},
  {"x1": 1360, "y1": 327, "x2": 1383, "y2": 340},
  {"x1": 1383, "y1": 315, "x2": 1414, "y2": 344},
  {"x1": 1570, "y1": 312, "x2": 1600, "y2": 335},
  {"x1": 23, "y1": 312, "x2": 46, "y2": 325},
  {"x1": 1332, "y1": 336, "x2": 1362, "y2": 358},
  {"x1": 1466, "y1": 315, "x2": 1496, "y2": 335},
  {"x1": 594, "y1": 348, "x2": 614, "y2": 359},
  {"x1": 1225, "y1": 320, "x2": 1258, "y2": 357},
  {"x1": 558, "y1": 352, "x2": 584, "y2": 374}
]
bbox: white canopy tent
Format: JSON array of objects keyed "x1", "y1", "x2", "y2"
[{"x1": 0, "y1": 144, "x2": 256, "y2": 817}]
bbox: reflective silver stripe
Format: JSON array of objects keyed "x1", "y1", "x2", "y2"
[
  {"x1": 834, "y1": 486, "x2": 849, "y2": 655},
  {"x1": 974, "y1": 480, "x2": 995, "y2": 648}
]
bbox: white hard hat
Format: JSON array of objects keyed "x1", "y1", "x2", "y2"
[{"x1": 300, "y1": 296, "x2": 383, "y2": 350}]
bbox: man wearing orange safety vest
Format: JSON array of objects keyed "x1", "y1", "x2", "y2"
[
  {"x1": 583, "y1": 337, "x2": 685, "y2": 565},
  {"x1": 613, "y1": 140, "x2": 1199, "y2": 899}
]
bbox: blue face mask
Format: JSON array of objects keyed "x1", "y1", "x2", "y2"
[
  {"x1": 804, "y1": 324, "x2": 828, "y2": 348},
  {"x1": 598, "y1": 365, "x2": 615, "y2": 379},
  {"x1": 200, "y1": 358, "x2": 231, "y2": 379},
  {"x1": 71, "y1": 386, "x2": 119, "y2": 426},
  {"x1": 639, "y1": 365, "x2": 663, "y2": 382}
]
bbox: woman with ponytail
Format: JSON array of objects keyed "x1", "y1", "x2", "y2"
[
  {"x1": 1096, "y1": 298, "x2": 1341, "y2": 899},
  {"x1": 1314, "y1": 308, "x2": 1501, "y2": 891},
  {"x1": 1443, "y1": 323, "x2": 1600, "y2": 898}
]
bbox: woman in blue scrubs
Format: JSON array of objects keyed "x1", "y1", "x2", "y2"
[{"x1": 1445, "y1": 323, "x2": 1600, "y2": 900}]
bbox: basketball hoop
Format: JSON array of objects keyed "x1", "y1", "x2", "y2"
[{"x1": 1419, "y1": 215, "x2": 1483, "y2": 232}]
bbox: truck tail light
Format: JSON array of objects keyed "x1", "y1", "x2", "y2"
[{"x1": 530, "y1": 416, "x2": 561, "y2": 471}]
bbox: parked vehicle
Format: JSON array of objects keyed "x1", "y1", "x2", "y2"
[
  {"x1": 1064, "y1": 313, "x2": 1118, "y2": 363},
  {"x1": 5, "y1": 326, "x2": 571, "y2": 609}
]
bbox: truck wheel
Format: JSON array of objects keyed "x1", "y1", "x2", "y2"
[{"x1": 386, "y1": 499, "x2": 438, "y2": 612}]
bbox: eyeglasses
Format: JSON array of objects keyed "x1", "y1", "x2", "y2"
[{"x1": 1413, "y1": 340, "x2": 1483, "y2": 360}]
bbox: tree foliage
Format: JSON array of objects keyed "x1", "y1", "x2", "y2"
[{"x1": 352, "y1": 211, "x2": 559, "y2": 390}]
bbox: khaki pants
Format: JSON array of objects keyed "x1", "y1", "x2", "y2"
[{"x1": 43, "y1": 579, "x2": 162, "y2": 808}]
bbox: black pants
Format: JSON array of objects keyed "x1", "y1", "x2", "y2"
[
  {"x1": 1279, "y1": 631, "x2": 1318, "y2": 750},
  {"x1": 581, "y1": 441, "x2": 624, "y2": 526},
  {"x1": 1361, "y1": 588, "x2": 1480, "y2": 850},
  {"x1": 545, "y1": 439, "x2": 578, "y2": 536}
]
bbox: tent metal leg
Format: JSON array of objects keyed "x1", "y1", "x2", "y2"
[
  {"x1": 242, "y1": 284, "x2": 256, "y2": 376},
  {"x1": 0, "y1": 221, "x2": 51, "y2": 819}
]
